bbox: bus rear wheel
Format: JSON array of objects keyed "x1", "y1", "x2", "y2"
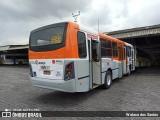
[{"x1": 103, "y1": 71, "x2": 112, "y2": 89}]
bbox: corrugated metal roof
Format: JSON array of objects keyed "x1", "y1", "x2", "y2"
[
  {"x1": 105, "y1": 24, "x2": 160, "y2": 39},
  {"x1": 105, "y1": 24, "x2": 160, "y2": 35},
  {"x1": 0, "y1": 45, "x2": 28, "y2": 51},
  {"x1": 0, "y1": 46, "x2": 10, "y2": 51}
]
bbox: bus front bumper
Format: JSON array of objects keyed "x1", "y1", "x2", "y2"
[{"x1": 30, "y1": 77, "x2": 76, "y2": 93}]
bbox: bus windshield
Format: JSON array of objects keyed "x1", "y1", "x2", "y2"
[{"x1": 29, "y1": 22, "x2": 67, "y2": 52}]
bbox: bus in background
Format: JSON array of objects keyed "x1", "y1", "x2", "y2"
[
  {"x1": 29, "y1": 21, "x2": 135, "y2": 92},
  {"x1": 0, "y1": 54, "x2": 28, "y2": 65}
]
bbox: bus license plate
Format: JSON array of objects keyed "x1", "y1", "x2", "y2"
[{"x1": 43, "y1": 71, "x2": 51, "y2": 75}]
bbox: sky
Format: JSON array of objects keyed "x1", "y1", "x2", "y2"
[{"x1": 0, "y1": 0, "x2": 160, "y2": 46}]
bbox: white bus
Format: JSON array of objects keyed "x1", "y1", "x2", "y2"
[
  {"x1": 0, "y1": 54, "x2": 28, "y2": 65},
  {"x1": 29, "y1": 21, "x2": 135, "y2": 92}
]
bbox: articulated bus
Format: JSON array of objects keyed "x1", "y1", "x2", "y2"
[{"x1": 29, "y1": 21, "x2": 135, "y2": 92}]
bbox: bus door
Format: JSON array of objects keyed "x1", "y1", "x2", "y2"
[
  {"x1": 131, "y1": 49, "x2": 135, "y2": 70},
  {"x1": 123, "y1": 46, "x2": 127, "y2": 74},
  {"x1": 88, "y1": 39, "x2": 101, "y2": 89},
  {"x1": 118, "y1": 45, "x2": 123, "y2": 77}
]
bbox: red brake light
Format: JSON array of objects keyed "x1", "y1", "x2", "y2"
[
  {"x1": 52, "y1": 60, "x2": 55, "y2": 64},
  {"x1": 67, "y1": 65, "x2": 72, "y2": 69},
  {"x1": 65, "y1": 62, "x2": 75, "y2": 80}
]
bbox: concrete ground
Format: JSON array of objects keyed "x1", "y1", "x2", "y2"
[{"x1": 0, "y1": 65, "x2": 160, "y2": 120}]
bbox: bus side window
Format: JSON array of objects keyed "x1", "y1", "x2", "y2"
[
  {"x1": 118, "y1": 47, "x2": 123, "y2": 61},
  {"x1": 127, "y1": 47, "x2": 131, "y2": 57},
  {"x1": 112, "y1": 42, "x2": 118, "y2": 58},
  {"x1": 100, "y1": 39, "x2": 112, "y2": 58},
  {"x1": 77, "y1": 31, "x2": 87, "y2": 58}
]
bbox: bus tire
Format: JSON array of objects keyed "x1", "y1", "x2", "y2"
[{"x1": 103, "y1": 71, "x2": 112, "y2": 89}]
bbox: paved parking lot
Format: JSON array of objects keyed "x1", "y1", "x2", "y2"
[{"x1": 0, "y1": 65, "x2": 160, "y2": 119}]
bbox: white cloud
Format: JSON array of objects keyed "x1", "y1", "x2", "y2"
[{"x1": 0, "y1": 0, "x2": 160, "y2": 45}]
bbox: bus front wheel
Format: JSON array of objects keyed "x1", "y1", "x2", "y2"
[{"x1": 103, "y1": 71, "x2": 112, "y2": 89}]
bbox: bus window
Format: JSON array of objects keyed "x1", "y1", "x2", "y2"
[
  {"x1": 29, "y1": 23, "x2": 67, "y2": 52},
  {"x1": 127, "y1": 46, "x2": 131, "y2": 57},
  {"x1": 77, "y1": 31, "x2": 87, "y2": 58},
  {"x1": 100, "y1": 39, "x2": 112, "y2": 58},
  {"x1": 118, "y1": 47, "x2": 123, "y2": 61},
  {"x1": 101, "y1": 39, "x2": 106, "y2": 57},
  {"x1": 6, "y1": 56, "x2": 13, "y2": 59},
  {"x1": 112, "y1": 42, "x2": 118, "y2": 58}
]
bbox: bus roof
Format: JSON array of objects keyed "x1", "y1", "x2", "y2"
[
  {"x1": 99, "y1": 33, "x2": 125, "y2": 44},
  {"x1": 30, "y1": 21, "x2": 126, "y2": 45},
  {"x1": 68, "y1": 21, "x2": 99, "y2": 36}
]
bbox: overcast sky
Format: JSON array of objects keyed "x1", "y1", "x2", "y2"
[{"x1": 0, "y1": 0, "x2": 160, "y2": 46}]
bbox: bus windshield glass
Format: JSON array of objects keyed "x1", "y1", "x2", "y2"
[{"x1": 29, "y1": 23, "x2": 67, "y2": 52}]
